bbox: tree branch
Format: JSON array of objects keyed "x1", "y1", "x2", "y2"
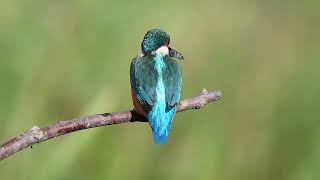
[{"x1": 0, "y1": 89, "x2": 222, "y2": 161}]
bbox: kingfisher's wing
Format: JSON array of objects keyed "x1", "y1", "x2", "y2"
[
  {"x1": 130, "y1": 55, "x2": 182, "y2": 110},
  {"x1": 130, "y1": 56, "x2": 157, "y2": 107},
  {"x1": 163, "y1": 56, "x2": 182, "y2": 108}
]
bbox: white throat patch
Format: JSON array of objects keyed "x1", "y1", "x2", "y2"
[{"x1": 153, "y1": 46, "x2": 169, "y2": 56}]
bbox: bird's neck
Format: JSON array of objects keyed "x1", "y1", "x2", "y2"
[{"x1": 151, "y1": 46, "x2": 169, "y2": 56}]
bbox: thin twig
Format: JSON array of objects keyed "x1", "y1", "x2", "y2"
[{"x1": 0, "y1": 89, "x2": 222, "y2": 161}]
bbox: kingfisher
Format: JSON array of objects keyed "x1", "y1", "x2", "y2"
[{"x1": 130, "y1": 29, "x2": 184, "y2": 144}]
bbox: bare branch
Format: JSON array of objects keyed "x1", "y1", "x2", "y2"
[{"x1": 0, "y1": 89, "x2": 222, "y2": 161}]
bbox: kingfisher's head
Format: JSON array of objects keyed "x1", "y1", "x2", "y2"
[{"x1": 141, "y1": 29, "x2": 184, "y2": 60}]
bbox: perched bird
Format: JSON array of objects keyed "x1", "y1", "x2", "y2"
[{"x1": 130, "y1": 29, "x2": 184, "y2": 144}]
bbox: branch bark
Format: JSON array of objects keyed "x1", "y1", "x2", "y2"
[{"x1": 0, "y1": 89, "x2": 222, "y2": 161}]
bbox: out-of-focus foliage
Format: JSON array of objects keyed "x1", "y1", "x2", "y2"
[{"x1": 0, "y1": 0, "x2": 319, "y2": 179}]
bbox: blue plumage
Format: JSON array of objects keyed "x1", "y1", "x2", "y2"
[
  {"x1": 148, "y1": 105, "x2": 176, "y2": 144},
  {"x1": 130, "y1": 29, "x2": 183, "y2": 144},
  {"x1": 147, "y1": 54, "x2": 175, "y2": 144}
]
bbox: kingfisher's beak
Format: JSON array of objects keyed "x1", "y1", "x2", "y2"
[{"x1": 169, "y1": 47, "x2": 184, "y2": 60}]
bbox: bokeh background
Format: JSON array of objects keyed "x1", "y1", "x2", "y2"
[{"x1": 1, "y1": 0, "x2": 320, "y2": 179}]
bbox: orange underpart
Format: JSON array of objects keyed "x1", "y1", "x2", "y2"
[{"x1": 131, "y1": 87, "x2": 147, "y2": 117}]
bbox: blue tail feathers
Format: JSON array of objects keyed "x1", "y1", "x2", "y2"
[{"x1": 148, "y1": 104, "x2": 176, "y2": 144}]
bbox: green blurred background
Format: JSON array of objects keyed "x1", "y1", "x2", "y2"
[{"x1": 1, "y1": 0, "x2": 320, "y2": 179}]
